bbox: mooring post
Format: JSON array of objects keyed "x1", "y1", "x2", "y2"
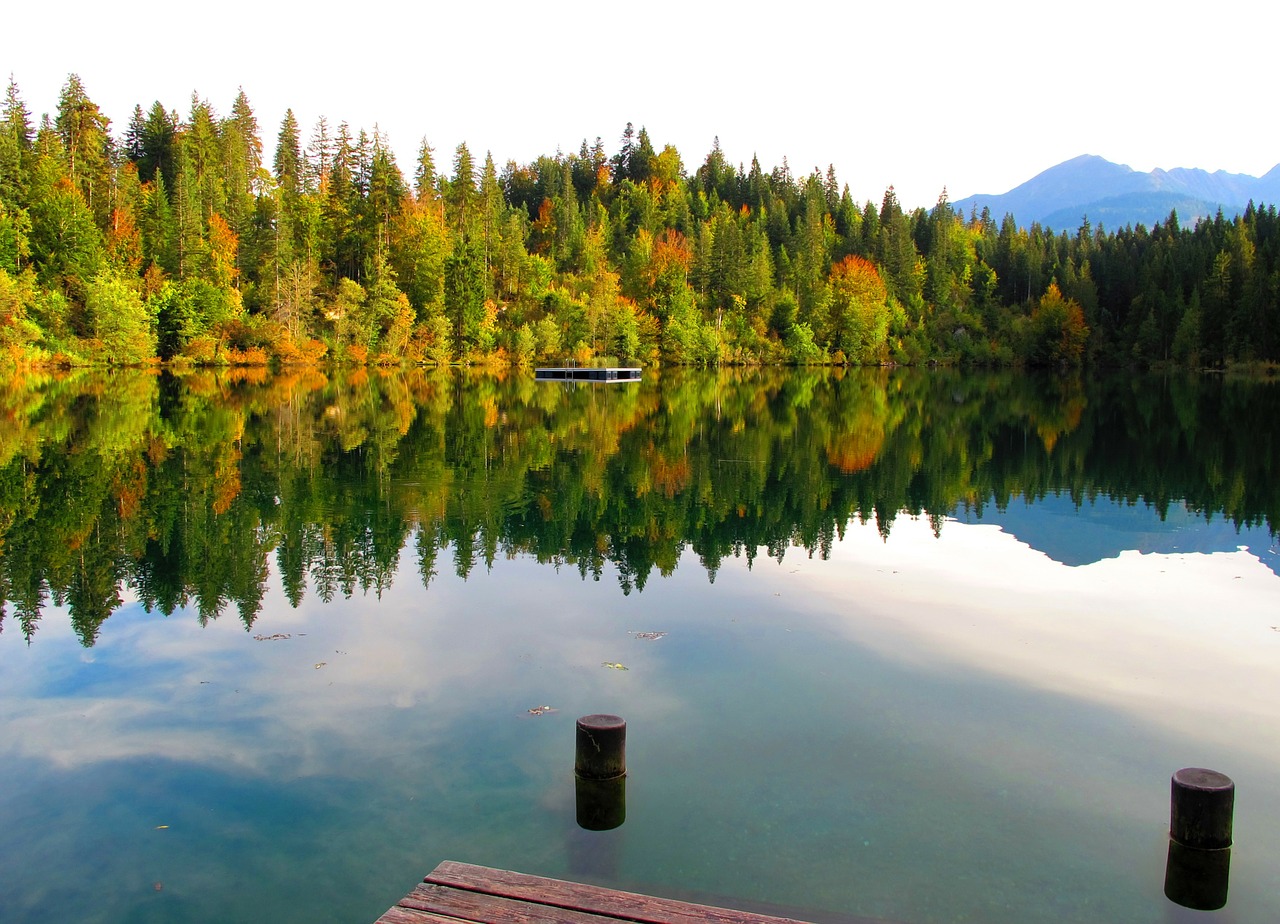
[
  {"x1": 1165, "y1": 767, "x2": 1234, "y2": 910},
  {"x1": 1170, "y1": 767, "x2": 1234, "y2": 850},
  {"x1": 1165, "y1": 838, "x2": 1231, "y2": 910},
  {"x1": 575, "y1": 775, "x2": 626, "y2": 831},
  {"x1": 575, "y1": 714, "x2": 626, "y2": 780}
]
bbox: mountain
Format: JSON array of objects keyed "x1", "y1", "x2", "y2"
[
  {"x1": 952, "y1": 155, "x2": 1280, "y2": 231},
  {"x1": 952, "y1": 494, "x2": 1280, "y2": 576}
]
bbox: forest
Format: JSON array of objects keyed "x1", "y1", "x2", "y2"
[{"x1": 1, "y1": 75, "x2": 1279, "y2": 369}]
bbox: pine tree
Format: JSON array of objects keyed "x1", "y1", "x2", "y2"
[
  {"x1": 54, "y1": 74, "x2": 112, "y2": 224},
  {"x1": 445, "y1": 238, "x2": 484, "y2": 355},
  {"x1": 306, "y1": 116, "x2": 332, "y2": 192},
  {"x1": 185, "y1": 95, "x2": 224, "y2": 223},
  {"x1": 124, "y1": 105, "x2": 147, "y2": 163},
  {"x1": 366, "y1": 135, "x2": 407, "y2": 258},
  {"x1": 446, "y1": 142, "x2": 477, "y2": 236},
  {"x1": 273, "y1": 109, "x2": 302, "y2": 197},
  {"x1": 221, "y1": 89, "x2": 264, "y2": 283},
  {"x1": 0, "y1": 77, "x2": 34, "y2": 206},
  {"x1": 413, "y1": 138, "x2": 437, "y2": 204},
  {"x1": 137, "y1": 102, "x2": 177, "y2": 189},
  {"x1": 479, "y1": 152, "x2": 504, "y2": 276}
]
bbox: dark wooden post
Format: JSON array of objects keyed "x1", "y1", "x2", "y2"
[
  {"x1": 1165, "y1": 767, "x2": 1233, "y2": 911},
  {"x1": 575, "y1": 775, "x2": 626, "y2": 831},
  {"x1": 1170, "y1": 767, "x2": 1234, "y2": 850},
  {"x1": 575, "y1": 714, "x2": 626, "y2": 781},
  {"x1": 1164, "y1": 839, "x2": 1231, "y2": 910}
]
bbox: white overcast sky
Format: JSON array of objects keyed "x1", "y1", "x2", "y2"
[{"x1": 6, "y1": 0, "x2": 1277, "y2": 209}]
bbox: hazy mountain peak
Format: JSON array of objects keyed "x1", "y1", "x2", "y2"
[{"x1": 953, "y1": 155, "x2": 1277, "y2": 230}]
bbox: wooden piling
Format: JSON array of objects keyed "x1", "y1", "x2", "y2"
[
  {"x1": 575, "y1": 774, "x2": 626, "y2": 831},
  {"x1": 1164, "y1": 838, "x2": 1231, "y2": 910},
  {"x1": 1170, "y1": 767, "x2": 1234, "y2": 850},
  {"x1": 575, "y1": 714, "x2": 626, "y2": 781}
]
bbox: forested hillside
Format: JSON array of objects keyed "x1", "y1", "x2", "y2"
[{"x1": 1, "y1": 76, "x2": 1278, "y2": 369}]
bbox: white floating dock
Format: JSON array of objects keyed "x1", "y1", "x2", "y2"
[{"x1": 535, "y1": 367, "x2": 642, "y2": 382}]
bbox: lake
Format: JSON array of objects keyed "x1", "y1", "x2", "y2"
[{"x1": 0, "y1": 366, "x2": 1277, "y2": 924}]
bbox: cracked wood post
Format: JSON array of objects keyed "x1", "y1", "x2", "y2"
[{"x1": 575, "y1": 714, "x2": 626, "y2": 780}]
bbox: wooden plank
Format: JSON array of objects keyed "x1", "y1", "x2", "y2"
[
  {"x1": 374, "y1": 903, "x2": 473, "y2": 924},
  {"x1": 425, "y1": 861, "x2": 817, "y2": 924},
  {"x1": 401, "y1": 881, "x2": 623, "y2": 924}
]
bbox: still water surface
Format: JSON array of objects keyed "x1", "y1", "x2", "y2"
[{"x1": 0, "y1": 367, "x2": 1278, "y2": 924}]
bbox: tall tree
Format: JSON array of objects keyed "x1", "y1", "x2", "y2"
[
  {"x1": 0, "y1": 77, "x2": 34, "y2": 207},
  {"x1": 134, "y1": 102, "x2": 177, "y2": 189},
  {"x1": 446, "y1": 142, "x2": 477, "y2": 236},
  {"x1": 413, "y1": 137, "x2": 438, "y2": 205},
  {"x1": 273, "y1": 109, "x2": 302, "y2": 197},
  {"x1": 54, "y1": 74, "x2": 112, "y2": 223},
  {"x1": 306, "y1": 116, "x2": 332, "y2": 192},
  {"x1": 445, "y1": 238, "x2": 484, "y2": 355}
]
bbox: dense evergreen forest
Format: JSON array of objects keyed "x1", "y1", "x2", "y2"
[{"x1": 1, "y1": 75, "x2": 1278, "y2": 369}]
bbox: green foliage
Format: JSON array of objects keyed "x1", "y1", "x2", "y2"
[
  {"x1": 512, "y1": 323, "x2": 536, "y2": 367},
  {"x1": 0, "y1": 201, "x2": 31, "y2": 274},
  {"x1": 84, "y1": 271, "x2": 156, "y2": 363},
  {"x1": 1018, "y1": 282, "x2": 1089, "y2": 366},
  {"x1": 444, "y1": 239, "x2": 485, "y2": 357},
  {"x1": 0, "y1": 267, "x2": 43, "y2": 358},
  {"x1": 785, "y1": 321, "x2": 824, "y2": 364},
  {"x1": 1, "y1": 74, "x2": 1279, "y2": 368}
]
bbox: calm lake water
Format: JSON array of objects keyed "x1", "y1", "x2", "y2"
[{"x1": 1, "y1": 367, "x2": 1278, "y2": 924}]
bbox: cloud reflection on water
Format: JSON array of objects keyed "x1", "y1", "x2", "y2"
[
  {"x1": 3, "y1": 507, "x2": 1280, "y2": 924},
  {"x1": 788, "y1": 515, "x2": 1280, "y2": 760}
]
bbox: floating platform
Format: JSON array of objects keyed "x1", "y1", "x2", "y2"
[
  {"x1": 535, "y1": 367, "x2": 642, "y2": 382},
  {"x1": 376, "y1": 861, "x2": 821, "y2": 924}
]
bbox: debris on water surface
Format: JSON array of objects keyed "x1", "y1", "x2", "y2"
[
  {"x1": 253, "y1": 633, "x2": 292, "y2": 641},
  {"x1": 526, "y1": 705, "x2": 557, "y2": 716},
  {"x1": 602, "y1": 662, "x2": 629, "y2": 670},
  {"x1": 628, "y1": 631, "x2": 667, "y2": 641}
]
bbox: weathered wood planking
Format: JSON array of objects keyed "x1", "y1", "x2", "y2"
[{"x1": 375, "y1": 861, "x2": 819, "y2": 924}]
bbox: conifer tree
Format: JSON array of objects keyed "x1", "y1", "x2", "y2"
[
  {"x1": 273, "y1": 109, "x2": 302, "y2": 197},
  {"x1": 446, "y1": 142, "x2": 477, "y2": 236},
  {"x1": 54, "y1": 74, "x2": 112, "y2": 224},
  {"x1": 413, "y1": 138, "x2": 438, "y2": 205},
  {"x1": 0, "y1": 77, "x2": 34, "y2": 207}
]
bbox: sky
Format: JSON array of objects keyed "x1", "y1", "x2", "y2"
[{"x1": 6, "y1": 0, "x2": 1278, "y2": 210}]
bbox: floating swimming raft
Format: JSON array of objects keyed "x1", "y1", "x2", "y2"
[{"x1": 535, "y1": 367, "x2": 642, "y2": 382}]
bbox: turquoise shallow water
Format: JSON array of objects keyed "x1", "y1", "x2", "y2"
[{"x1": 3, "y1": 501, "x2": 1278, "y2": 924}]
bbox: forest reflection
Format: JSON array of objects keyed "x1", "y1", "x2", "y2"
[{"x1": 0, "y1": 366, "x2": 1275, "y2": 646}]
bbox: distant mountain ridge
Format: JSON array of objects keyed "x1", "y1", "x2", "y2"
[{"x1": 952, "y1": 155, "x2": 1280, "y2": 231}]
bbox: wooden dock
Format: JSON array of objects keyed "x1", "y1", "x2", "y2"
[
  {"x1": 376, "y1": 861, "x2": 821, "y2": 924},
  {"x1": 535, "y1": 367, "x2": 642, "y2": 382}
]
